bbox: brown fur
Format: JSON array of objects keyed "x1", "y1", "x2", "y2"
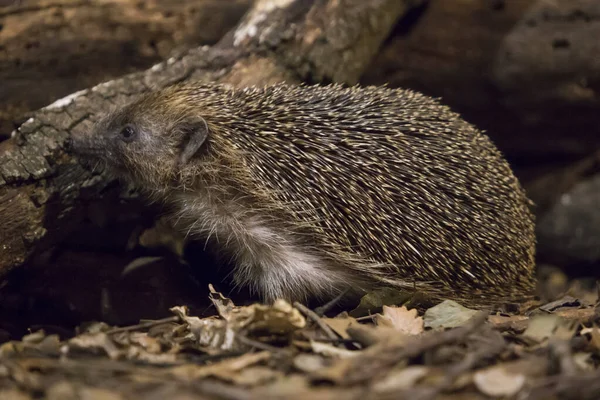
[{"x1": 71, "y1": 82, "x2": 536, "y2": 308}]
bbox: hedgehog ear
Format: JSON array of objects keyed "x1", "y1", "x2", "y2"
[{"x1": 178, "y1": 117, "x2": 209, "y2": 165}]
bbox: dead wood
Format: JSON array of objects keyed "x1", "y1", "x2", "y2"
[{"x1": 0, "y1": 0, "x2": 252, "y2": 138}]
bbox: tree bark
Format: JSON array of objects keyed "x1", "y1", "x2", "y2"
[
  {"x1": 0, "y1": 0, "x2": 252, "y2": 138},
  {"x1": 0, "y1": 0, "x2": 421, "y2": 277}
]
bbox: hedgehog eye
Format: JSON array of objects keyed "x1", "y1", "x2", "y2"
[{"x1": 119, "y1": 125, "x2": 137, "y2": 143}]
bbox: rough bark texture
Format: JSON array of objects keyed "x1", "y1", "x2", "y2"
[
  {"x1": 0, "y1": 0, "x2": 418, "y2": 281},
  {"x1": 0, "y1": 0, "x2": 252, "y2": 138}
]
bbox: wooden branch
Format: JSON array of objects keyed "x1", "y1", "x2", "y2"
[
  {"x1": 0, "y1": 0, "x2": 252, "y2": 138},
  {"x1": 0, "y1": 0, "x2": 420, "y2": 276}
]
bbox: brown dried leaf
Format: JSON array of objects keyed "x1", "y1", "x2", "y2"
[
  {"x1": 128, "y1": 332, "x2": 161, "y2": 353},
  {"x1": 21, "y1": 330, "x2": 46, "y2": 344},
  {"x1": 216, "y1": 366, "x2": 283, "y2": 386},
  {"x1": 310, "y1": 356, "x2": 356, "y2": 384},
  {"x1": 171, "y1": 305, "x2": 238, "y2": 351},
  {"x1": 573, "y1": 352, "x2": 594, "y2": 371},
  {"x1": 423, "y1": 300, "x2": 478, "y2": 329},
  {"x1": 66, "y1": 333, "x2": 121, "y2": 359},
  {"x1": 523, "y1": 314, "x2": 559, "y2": 343},
  {"x1": 347, "y1": 323, "x2": 410, "y2": 347},
  {"x1": 310, "y1": 341, "x2": 360, "y2": 359},
  {"x1": 78, "y1": 387, "x2": 124, "y2": 400},
  {"x1": 590, "y1": 325, "x2": 600, "y2": 351},
  {"x1": 539, "y1": 296, "x2": 582, "y2": 312},
  {"x1": 523, "y1": 314, "x2": 577, "y2": 343},
  {"x1": 349, "y1": 288, "x2": 415, "y2": 317},
  {"x1": 253, "y1": 375, "x2": 312, "y2": 398},
  {"x1": 0, "y1": 389, "x2": 30, "y2": 400},
  {"x1": 375, "y1": 306, "x2": 424, "y2": 335},
  {"x1": 554, "y1": 307, "x2": 596, "y2": 322},
  {"x1": 171, "y1": 300, "x2": 306, "y2": 352},
  {"x1": 372, "y1": 366, "x2": 429, "y2": 393},
  {"x1": 473, "y1": 365, "x2": 526, "y2": 397},
  {"x1": 228, "y1": 299, "x2": 306, "y2": 333},
  {"x1": 0, "y1": 332, "x2": 62, "y2": 358},
  {"x1": 488, "y1": 314, "x2": 529, "y2": 332},
  {"x1": 169, "y1": 351, "x2": 271, "y2": 381},
  {"x1": 293, "y1": 354, "x2": 328, "y2": 373},
  {"x1": 209, "y1": 284, "x2": 236, "y2": 319},
  {"x1": 321, "y1": 316, "x2": 358, "y2": 340}
]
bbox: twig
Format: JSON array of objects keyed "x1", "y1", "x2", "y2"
[
  {"x1": 294, "y1": 302, "x2": 339, "y2": 341},
  {"x1": 340, "y1": 311, "x2": 489, "y2": 385},
  {"x1": 314, "y1": 288, "x2": 352, "y2": 316},
  {"x1": 236, "y1": 335, "x2": 291, "y2": 356},
  {"x1": 105, "y1": 316, "x2": 180, "y2": 335},
  {"x1": 355, "y1": 314, "x2": 376, "y2": 322}
]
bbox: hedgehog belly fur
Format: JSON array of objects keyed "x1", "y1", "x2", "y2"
[{"x1": 173, "y1": 192, "x2": 360, "y2": 302}]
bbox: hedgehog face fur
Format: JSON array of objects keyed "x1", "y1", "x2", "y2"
[
  {"x1": 71, "y1": 82, "x2": 536, "y2": 308},
  {"x1": 74, "y1": 95, "x2": 211, "y2": 191}
]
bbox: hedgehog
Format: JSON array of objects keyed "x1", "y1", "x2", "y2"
[{"x1": 70, "y1": 82, "x2": 536, "y2": 308}]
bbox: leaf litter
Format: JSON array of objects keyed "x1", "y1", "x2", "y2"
[{"x1": 1, "y1": 276, "x2": 600, "y2": 400}]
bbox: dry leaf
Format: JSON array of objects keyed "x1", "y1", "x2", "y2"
[
  {"x1": 539, "y1": 296, "x2": 581, "y2": 312},
  {"x1": 310, "y1": 357, "x2": 356, "y2": 384},
  {"x1": 171, "y1": 306, "x2": 238, "y2": 351},
  {"x1": 373, "y1": 366, "x2": 429, "y2": 393},
  {"x1": 170, "y1": 351, "x2": 271, "y2": 381},
  {"x1": 523, "y1": 314, "x2": 559, "y2": 342},
  {"x1": 347, "y1": 323, "x2": 410, "y2": 347},
  {"x1": 239, "y1": 299, "x2": 306, "y2": 333},
  {"x1": 0, "y1": 389, "x2": 30, "y2": 400},
  {"x1": 22, "y1": 330, "x2": 46, "y2": 344},
  {"x1": 375, "y1": 306, "x2": 424, "y2": 335},
  {"x1": 474, "y1": 365, "x2": 526, "y2": 397},
  {"x1": 523, "y1": 314, "x2": 576, "y2": 343},
  {"x1": 293, "y1": 354, "x2": 328, "y2": 373},
  {"x1": 310, "y1": 341, "x2": 360, "y2": 359},
  {"x1": 128, "y1": 332, "x2": 161, "y2": 353},
  {"x1": 78, "y1": 387, "x2": 124, "y2": 400},
  {"x1": 65, "y1": 333, "x2": 121, "y2": 359},
  {"x1": 591, "y1": 326, "x2": 600, "y2": 351},
  {"x1": 125, "y1": 346, "x2": 177, "y2": 364},
  {"x1": 253, "y1": 375, "x2": 312, "y2": 398},
  {"x1": 487, "y1": 314, "x2": 529, "y2": 331},
  {"x1": 423, "y1": 300, "x2": 478, "y2": 329},
  {"x1": 321, "y1": 316, "x2": 358, "y2": 339},
  {"x1": 554, "y1": 307, "x2": 595, "y2": 322},
  {"x1": 349, "y1": 288, "x2": 415, "y2": 317},
  {"x1": 216, "y1": 366, "x2": 282, "y2": 386},
  {"x1": 573, "y1": 352, "x2": 593, "y2": 371},
  {"x1": 209, "y1": 284, "x2": 237, "y2": 319}
]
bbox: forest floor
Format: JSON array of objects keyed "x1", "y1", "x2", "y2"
[{"x1": 0, "y1": 270, "x2": 598, "y2": 400}]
